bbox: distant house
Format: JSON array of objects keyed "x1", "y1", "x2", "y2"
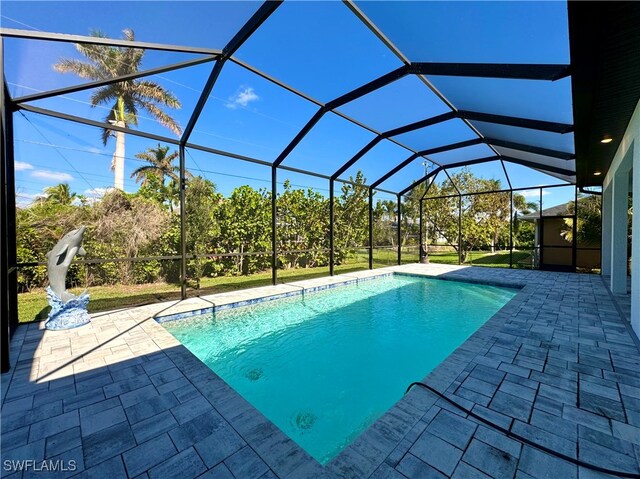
[{"x1": 520, "y1": 201, "x2": 601, "y2": 272}]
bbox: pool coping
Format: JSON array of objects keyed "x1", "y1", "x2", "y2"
[
  {"x1": 154, "y1": 272, "x2": 395, "y2": 323},
  {"x1": 154, "y1": 265, "x2": 530, "y2": 477},
  {"x1": 154, "y1": 271, "x2": 522, "y2": 324}
]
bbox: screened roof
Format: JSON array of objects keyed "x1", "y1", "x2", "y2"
[{"x1": 2, "y1": 0, "x2": 583, "y2": 199}]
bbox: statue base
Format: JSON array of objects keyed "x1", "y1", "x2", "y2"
[{"x1": 45, "y1": 287, "x2": 91, "y2": 331}]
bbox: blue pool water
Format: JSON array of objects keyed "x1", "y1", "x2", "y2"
[{"x1": 162, "y1": 274, "x2": 516, "y2": 463}]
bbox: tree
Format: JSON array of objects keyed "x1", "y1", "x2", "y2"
[
  {"x1": 334, "y1": 171, "x2": 369, "y2": 264},
  {"x1": 277, "y1": 180, "x2": 329, "y2": 268},
  {"x1": 54, "y1": 29, "x2": 182, "y2": 190},
  {"x1": 216, "y1": 186, "x2": 271, "y2": 275},
  {"x1": 513, "y1": 194, "x2": 539, "y2": 215},
  {"x1": 373, "y1": 199, "x2": 398, "y2": 247},
  {"x1": 513, "y1": 193, "x2": 538, "y2": 248},
  {"x1": 401, "y1": 182, "x2": 427, "y2": 248},
  {"x1": 561, "y1": 194, "x2": 603, "y2": 245},
  {"x1": 422, "y1": 168, "x2": 510, "y2": 261},
  {"x1": 131, "y1": 144, "x2": 191, "y2": 212},
  {"x1": 92, "y1": 189, "x2": 170, "y2": 283},
  {"x1": 41, "y1": 183, "x2": 77, "y2": 205},
  {"x1": 185, "y1": 177, "x2": 219, "y2": 289}
]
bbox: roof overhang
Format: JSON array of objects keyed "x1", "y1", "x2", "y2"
[{"x1": 569, "y1": 1, "x2": 640, "y2": 187}]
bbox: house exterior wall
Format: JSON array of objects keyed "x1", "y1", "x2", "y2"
[{"x1": 602, "y1": 98, "x2": 640, "y2": 338}]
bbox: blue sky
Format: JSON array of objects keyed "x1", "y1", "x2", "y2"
[{"x1": 3, "y1": 1, "x2": 575, "y2": 207}]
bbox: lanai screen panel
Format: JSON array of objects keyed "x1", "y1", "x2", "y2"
[
  {"x1": 503, "y1": 163, "x2": 569, "y2": 190},
  {"x1": 19, "y1": 58, "x2": 214, "y2": 141},
  {"x1": 471, "y1": 122, "x2": 575, "y2": 155},
  {"x1": 427, "y1": 76, "x2": 573, "y2": 124},
  {"x1": 2, "y1": 38, "x2": 128, "y2": 98},
  {"x1": 1, "y1": 1, "x2": 263, "y2": 49},
  {"x1": 336, "y1": 76, "x2": 450, "y2": 132},
  {"x1": 12, "y1": 112, "x2": 185, "y2": 294},
  {"x1": 427, "y1": 144, "x2": 496, "y2": 166},
  {"x1": 373, "y1": 156, "x2": 439, "y2": 194},
  {"x1": 352, "y1": 0, "x2": 574, "y2": 186},
  {"x1": 283, "y1": 112, "x2": 376, "y2": 175},
  {"x1": 275, "y1": 170, "x2": 330, "y2": 280},
  {"x1": 494, "y1": 146, "x2": 576, "y2": 181},
  {"x1": 188, "y1": 61, "x2": 318, "y2": 162},
  {"x1": 445, "y1": 161, "x2": 510, "y2": 194},
  {"x1": 338, "y1": 140, "x2": 413, "y2": 188},
  {"x1": 353, "y1": 1, "x2": 570, "y2": 64},
  {"x1": 234, "y1": 1, "x2": 402, "y2": 102},
  {"x1": 3, "y1": 0, "x2": 577, "y2": 194},
  {"x1": 183, "y1": 148, "x2": 273, "y2": 293},
  {"x1": 393, "y1": 119, "x2": 478, "y2": 152}
]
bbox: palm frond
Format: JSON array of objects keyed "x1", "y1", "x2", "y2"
[
  {"x1": 53, "y1": 59, "x2": 105, "y2": 80},
  {"x1": 136, "y1": 99, "x2": 182, "y2": 136},
  {"x1": 166, "y1": 170, "x2": 180, "y2": 182},
  {"x1": 101, "y1": 127, "x2": 112, "y2": 146},
  {"x1": 75, "y1": 45, "x2": 115, "y2": 72},
  {"x1": 130, "y1": 165, "x2": 160, "y2": 185},
  {"x1": 123, "y1": 97, "x2": 138, "y2": 126},
  {"x1": 121, "y1": 29, "x2": 145, "y2": 72},
  {"x1": 56, "y1": 28, "x2": 182, "y2": 143},
  {"x1": 134, "y1": 151, "x2": 156, "y2": 162},
  {"x1": 164, "y1": 150, "x2": 179, "y2": 163},
  {"x1": 75, "y1": 31, "x2": 121, "y2": 72},
  {"x1": 89, "y1": 86, "x2": 118, "y2": 107},
  {"x1": 100, "y1": 108, "x2": 119, "y2": 145},
  {"x1": 134, "y1": 81, "x2": 182, "y2": 109}
]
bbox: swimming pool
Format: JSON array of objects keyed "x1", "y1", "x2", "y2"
[{"x1": 162, "y1": 274, "x2": 516, "y2": 464}]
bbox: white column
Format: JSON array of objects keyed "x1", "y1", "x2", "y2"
[
  {"x1": 113, "y1": 121, "x2": 125, "y2": 191},
  {"x1": 601, "y1": 183, "x2": 612, "y2": 277},
  {"x1": 610, "y1": 167, "x2": 629, "y2": 294},
  {"x1": 631, "y1": 144, "x2": 640, "y2": 336}
]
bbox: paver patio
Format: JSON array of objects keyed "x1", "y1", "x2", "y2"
[{"x1": 1, "y1": 264, "x2": 639, "y2": 479}]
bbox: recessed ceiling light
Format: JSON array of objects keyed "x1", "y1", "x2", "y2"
[
  {"x1": 601, "y1": 136, "x2": 613, "y2": 144},
  {"x1": 594, "y1": 170, "x2": 602, "y2": 176}
]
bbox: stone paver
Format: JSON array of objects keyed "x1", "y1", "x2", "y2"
[{"x1": 1, "y1": 265, "x2": 639, "y2": 478}]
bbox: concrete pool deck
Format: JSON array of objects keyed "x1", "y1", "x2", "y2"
[{"x1": 1, "y1": 264, "x2": 639, "y2": 478}]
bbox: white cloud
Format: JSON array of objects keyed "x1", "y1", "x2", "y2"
[
  {"x1": 15, "y1": 161, "x2": 34, "y2": 171},
  {"x1": 31, "y1": 170, "x2": 73, "y2": 182},
  {"x1": 15, "y1": 192, "x2": 42, "y2": 207},
  {"x1": 16, "y1": 192, "x2": 38, "y2": 201},
  {"x1": 81, "y1": 187, "x2": 113, "y2": 204},
  {"x1": 225, "y1": 87, "x2": 259, "y2": 109},
  {"x1": 84, "y1": 187, "x2": 112, "y2": 198},
  {"x1": 16, "y1": 192, "x2": 39, "y2": 199},
  {"x1": 519, "y1": 189, "x2": 549, "y2": 198}
]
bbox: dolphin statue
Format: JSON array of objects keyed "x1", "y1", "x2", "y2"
[{"x1": 46, "y1": 226, "x2": 87, "y2": 303}]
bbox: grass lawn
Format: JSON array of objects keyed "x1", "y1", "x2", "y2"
[
  {"x1": 428, "y1": 250, "x2": 532, "y2": 267},
  {"x1": 16, "y1": 249, "x2": 527, "y2": 324}
]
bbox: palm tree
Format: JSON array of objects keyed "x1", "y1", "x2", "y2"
[
  {"x1": 513, "y1": 194, "x2": 539, "y2": 215},
  {"x1": 131, "y1": 144, "x2": 182, "y2": 185},
  {"x1": 132, "y1": 144, "x2": 191, "y2": 212},
  {"x1": 54, "y1": 29, "x2": 182, "y2": 191},
  {"x1": 41, "y1": 183, "x2": 77, "y2": 205}
]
